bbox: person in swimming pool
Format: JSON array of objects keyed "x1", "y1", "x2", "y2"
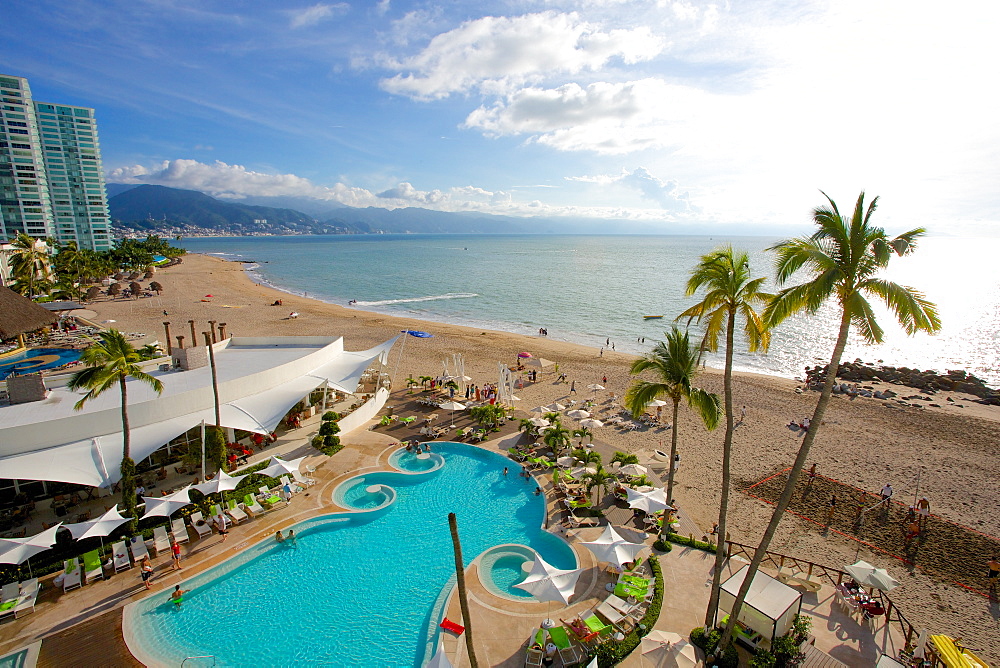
[
  {"x1": 170, "y1": 585, "x2": 190, "y2": 606},
  {"x1": 275, "y1": 530, "x2": 285, "y2": 543}
]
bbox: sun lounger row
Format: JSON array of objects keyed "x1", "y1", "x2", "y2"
[
  {"x1": 61, "y1": 549, "x2": 103, "y2": 592},
  {"x1": 0, "y1": 578, "x2": 38, "y2": 619}
]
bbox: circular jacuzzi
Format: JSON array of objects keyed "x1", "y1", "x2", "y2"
[
  {"x1": 478, "y1": 544, "x2": 537, "y2": 601},
  {"x1": 333, "y1": 477, "x2": 396, "y2": 511},
  {"x1": 389, "y1": 447, "x2": 445, "y2": 473}
]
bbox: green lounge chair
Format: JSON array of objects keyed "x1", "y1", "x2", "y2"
[
  {"x1": 548, "y1": 626, "x2": 583, "y2": 665},
  {"x1": 244, "y1": 494, "x2": 266, "y2": 516},
  {"x1": 568, "y1": 498, "x2": 591, "y2": 509},
  {"x1": 623, "y1": 575, "x2": 649, "y2": 586},
  {"x1": 62, "y1": 558, "x2": 82, "y2": 591},
  {"x1": 614, "y1": 582, "x2": 646, "y2": 600},
  {"x1": 583, "y1": 613, "x2": 612, "y2": 637},
  {"x1": 82, "y1": 549, "x2": 103, "y2": 583}
]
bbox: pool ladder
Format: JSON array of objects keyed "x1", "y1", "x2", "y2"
[{"x1": 181, "y1": 656, "x2": 216, "y2": 667}]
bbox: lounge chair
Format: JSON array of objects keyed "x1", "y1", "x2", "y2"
[
  {"x1": 209, "y1": 505, "x2": 233, "y2": 528},
  {"x1": 112, "y1": 541, "x2": 131, "y2": 572},
  {"x1": 128, "y1": 535, "x2": 150, "y2": 562},
  {"x1": 152, "y1": 526, "x2": 171, "y2": 556},
  {"x1": 14, "y1": 578, "x2": 38, "y2": 618},
  {"x1": 258, "y1": 487, "x2": 284, "y2": 508},
  {"x1": 581, "y1": 610, "x2": 613, "y2": 637},
  {"x1": 292, "y1": 470, "x2": 316, "y2": 487},
  {"x1": 0, "y1": 582, "x2": 19, "y2": 620},
  {"x1": 524, "y1": 648, "x2": 543, "y2": 668},
  {"x1": 596, "y1": 601, "x2": 628, "y2": 628},
  {"x1": 188, "y1": 512, "x2": 212, "y2": 539},
  {"x1": 279, "y1": 476, "x2": 303, "y2": 494},
  {"x1": 548, "y1": 626, "x2": 583, "y2": 666},
  {"x1": 225, "y1": 499, "x2": 248, "y2": 524},
  {"x1": 243, "y1": 494, "x2": 266, "y2": 517},
  {"x1": 63, "y1": 558, "x2": 83, "y2": 591},
  {"x1": 82, "y1": 549, "x2": 103, "y2": 583},
  {"x1": 170, "y1": 518, "x2": 190, "y2": 544}
]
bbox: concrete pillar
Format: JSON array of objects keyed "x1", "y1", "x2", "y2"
[
  {"x1": 218, "y1": 323, "x2": 227, "y2": 339},
  {"x1": 163, "y1": 322, "x2": 172, "y2": 354},
  {"x1": 209, "y1": 320, "x2": 218, "y2": 343},
  {"x1": 188, "y1": 320, "x2": 196, "y2": 345},
  {"x1": 175, "y1": 335, "x2": 185, "y2": 350}
]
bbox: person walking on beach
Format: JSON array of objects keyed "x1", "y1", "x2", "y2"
[
  {"x1": 807, "y1": 463, "x2": 818, "y2": 486},
  {"x1": 825, "y1": 494, "x2": 837, "y2": 525},
  {"x1": 570, "y1": 381, "x2": 576, "y2": 394},
  {"x1": 987, "y1": 556, "x2": 1000, "y2": 586},
  {"x1": 599, "y1": 347, "x2": 603, "y2": 357},
  {"x1": 740, "y1": 405, "x2": 747, "y2": 423}
]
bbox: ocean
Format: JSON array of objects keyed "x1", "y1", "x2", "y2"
[{"x1": 177, "y1": 234, "x2": 1000, "y2": 386}]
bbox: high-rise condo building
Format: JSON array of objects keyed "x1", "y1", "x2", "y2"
[{"x1": 0, "y1": 74, "x2": 111, "y2": 251}]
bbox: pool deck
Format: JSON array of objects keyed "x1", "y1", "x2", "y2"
[{"x1": 0, "y1": 390, "x2": 904, "y2": 667}]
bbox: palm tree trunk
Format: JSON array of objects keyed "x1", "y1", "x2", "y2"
[
  {"x1": 119, "y1": 377, "x2": 138, "y2": 532},
  {"x1": 665, "y1": 397, "x2": 681, "y2": 504},
  {"x1": 705, "y1": 310, "x2": 737, "y2": 628},
  {"x1": 717, "y1": 308, "x2": 852, "y2": 651},
  {"x1": 448, "y1": 513, "x2": 478, "y2": 668}
]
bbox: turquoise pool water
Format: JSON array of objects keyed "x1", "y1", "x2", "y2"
[
  {"x1": 0, "y1": 348, "x2": 81, "y2": 380},
  {"x1": 126, "y1": 443, "x2": 576, "y2": 667},
  {"x1": 478, "y1": 544, "x2": 537, "y2": 600}
]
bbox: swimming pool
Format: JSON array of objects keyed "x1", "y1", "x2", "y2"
[
  {"x1": 125, "y1": 442, "x2": 576, "y2": 667},
  {"x1": 478, "y1": 544, "x2": 538, "y2": 600},
  {"x1": 0, "y1": 348, "x2": 81, "y2": 380}
]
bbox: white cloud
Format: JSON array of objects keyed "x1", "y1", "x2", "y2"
[
  {"x1": 379, "y1": 11, "x2": 663, "y2": 99},
  {"x1": 289, "y1": 3, "x2": 348, "y2": 29},
  {"x1": 568, "y1": 167, "x2": 692, "y2": 211},
  {"x1": 375, "y1": 0, "x2": 390, "y2": 17}
]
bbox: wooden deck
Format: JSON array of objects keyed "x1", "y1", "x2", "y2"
[{"x1": 36, "y1": 608, "x2": 141, "y2": 668}]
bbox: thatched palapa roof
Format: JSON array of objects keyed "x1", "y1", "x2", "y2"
[{"x1": 0, "y1": 287, "x2": 58, "y2": 340}]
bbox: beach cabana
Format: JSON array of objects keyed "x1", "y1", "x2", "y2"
[
  {"x1": 716, "y1": 564, "x2": 802, "y2": 650},
  {"x1": 0, "y1": 287, "x2": 58, "y2": 347}
]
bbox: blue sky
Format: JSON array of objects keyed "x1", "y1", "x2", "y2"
[{"x1": 4, "y1": 0, "x2": 999, "y2": 235}]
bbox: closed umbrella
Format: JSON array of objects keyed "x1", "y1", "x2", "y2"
[
  {"x1": 618, "y1": 464, "x2": 648, "y2": 477},
  {"x1": 0, "y1": 523, "x2": 63, "y2": 576},
  {"x1": 844, "y1": 560, "x2": 900, "y2": 591},
  {"x1": 566, "y1": 409, "x2": 590, "y2": 419},
  {"x1": 64, "y1": 505, "x2": 130, "y2": 551},
  {"x1": 625, "y1": 487, "x2": 673, "y2": 514},
  {"x1": 546, "y1": 402, "x2": 566, "y2": 412},
  {"x1": 426, "y1": 646, "x2": 454, "y2": 668},
  {"x1": 580, "y1": 525, "x2": 647, "y2": 569},
  {"x1": 514, "y1": 555, "x2": 583, "y2": 627},
  {"x1": 142, "y1": 485, "x2": 195, "y2": 518},
  {"x1": 641, "y1": 630, "x2": 698, "y2": 667},
  {"x1": 579, "y1": 418, "x2": 604, "y2": 429},
  {"x1": 438, "y1": 400, "x2": 466, "y2": 427}
]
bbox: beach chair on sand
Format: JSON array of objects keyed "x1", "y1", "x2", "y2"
[
  {"x1": 170, "y1": 518, "x2": 189, "y2": 544},
  {"x1": 112, "y1": 541, "x2": 131, "y2": 572},
  {"x1": 188, "y1": 512, "x2": 212, "y2": 539},
  {"x1": 524, "y1": 647, "x2": 543, "y2": 668},
  {"x1": 14, "y1": 579, "x2": 38, "y2": 618},
  {"x1": 128, "y1": 535, "x2": 150, "y2": 563},
  {"x1": 63, "y1": 558, "x2": 82, "y2": 592},
  {"x1": 243, "y1": 494, "x2": 266, "y2": 517},
  {"x1": 548, "y1": 626, "x2": 583, "y2": 665},
  {"x1": 152, "y1": 526, "x2": 171, "y2": 556},
  {"x1": 83, "y1": 549, "x2": 103, "y2": 583},
  {"x1": 225, "y1": 499, "x2": 248, "y2": 524}
]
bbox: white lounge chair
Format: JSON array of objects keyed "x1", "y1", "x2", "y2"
[
  {"x1": 0, "y1": 582, "x2": 19, "y2": 620},
  {"x1": 128, "y1": 535, "x2": 151, "y2": 563},
  {"x1": 63, "y1": 558, "x2": 83, "y2": 592},
  {"x1": 170, "y1": 518, "x2": 190, "y2": 544},
  {"x1": 152, "y1": 526, "x2": 171, "y2": 556},
  {"x1": 111, "y1": 541, "x2": 131, "y2": 572},
  {"x1": 14, "y1": 578, "x2": 38, "y2": 618},
  {"x1": 292, "y1": 470, "x2": 316, "y2": 487},
  {"x1": 209, "y1": 505, "x2": 232, "y2": 529},
  {"x1": 242, "y1": 494, "x2": 265, "y2": 517},
  {"x1": 225, "y1": 499, "x2": 248, "y2": 525},
  {"x1": 279, "y1": 476, "x2": 303, "y2": 494},
  {"x1": 524, "y1": 647, "x2": 544, "y2": 668},
  {"x1": 189, "y1": 512, "x2": 212, "y2": 539},
  {"x1": 82, "y1": 549, "x2": 103, "y2": 583}
]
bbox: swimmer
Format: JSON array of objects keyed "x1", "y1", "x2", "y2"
[
  {"x1": 170, "y1": 585, "x2": 190, "y2": 606},
  {"x1": 503, "y1": 467, "x2": 508, "y2": 477},
  {"x1": 287, "y1": 529, "x2": 297, "y2": 544},
  {"x1": 534, "y1": 487, "x2": 541, "y2": 496},
  {"x1": 275, "y1": 530, "x2": 285, "y2": 543}
]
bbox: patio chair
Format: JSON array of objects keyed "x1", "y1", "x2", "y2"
[
  {"x1": 243, "y1": 494, "x2": 266, "y2": 517},
  {"x1": 0, "y1": 582, "x2": 19, "y2": 620},
  {"x1": 548, "y1": 626, "x2": 583, "y2": 665},
  {"x1": 152, "y1": 526, "x2": 171, "y2": 556},
  {"x1": 279, "y1": 476, "x2": 303, "y2": 494},
  {"x1": 82, "y1": 549, "x2": 103, "y2": 583},
  {"x1": 292, "y1": 470, "x2": 316, "y2": 487},
  {"x1": 63, "y1": 558, "x2": 83, "y2": 592},
  {"x1": 128, "y1": 535, "x2": 151, "y2": 562},
  {"x1": 209, "y1": 505, "x2": 233, "y2": 528},
  {"x1": 596, "y1": 601, "x2": 628, "y2": 628},
  {"x1": 170, "y1": 518, "x2": 190, "y2": 544},
  {"x1": 112, "y1": 541, "x2": 131, "y2": 572},
  {"x1": 188, "y1": 512, "x2": 213, "y2": 539},
  {"x1": 524, "y1": 647, "x2": 544, "y2": 668},
  {"x1": 14, "y1": 579, "x2": 38, "y2": 618},
  {"x1": 225, "y1": 499, "x2": 248, "y2": 524}
]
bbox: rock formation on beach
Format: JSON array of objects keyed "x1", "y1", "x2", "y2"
[{"x1": 804, "y1": 360, "x2": 1000, "y2": 405}]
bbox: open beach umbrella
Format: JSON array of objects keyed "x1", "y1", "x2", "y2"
[
  {"x1": 142, "y1": 485, "x2": 195, "y2": 518},
  {"x1": 546, "y1": 402, "x2": 566, "y2": 412},
  {"x1": 438, "y1": 400, "x2": 466, "y2": 427},
  {"x1": 530, "y1": 406, "x2": 548, "y2": 414},
  {"x1": 556, "y1": 456, "x2": 576, "y2": 467},
  {"x1": 0, "y1": 523, "x2": 63, "y2": 576},
  {"x1": 844, "y1": 560, "x2": 900, "y2": 591},
  {"x1": 570, "y1": 465, "x2": 598, "y2": 478},
  {"x1": 64, "y1": 505, "x2": 129, "y2": 551},
  {"x1": 259, "y1": 455, "x2": 307, "y2": 479},
  {"x1": 517, "y1": 352, "x2": 533, "y2": 358},
  {"x1": 193, "y1": 469, "x2": 249, "y2": 496},
  {"x1": 625, "y1": 487, "x2": 673, "y2": 514},
  {"x1": 587, "y1": 384, "x2": 605, "y2": 392},
  {"x1": 566, "y1": 409, "x2": 590, "y2": 419},
  {"x1": 641, "y1": 631, "x2": 698, "y2": 668},
  {"x1": 514, "y1": 555, "x2": 583, "y2": 605},
  {"x1": 580, "y1": 525, "x2": 648, "y2": 569},
  {"x1": 645, "y1": 399, "x2": 668, "y2": 408},
  {"x1": 526, "y1": 357, "x2": 554, "y2": 369},
  {"x1": 426, "y1": 646, "x2": 454, "y2": 668},
  {"x1": 529, "y1": 417, "x2": 551, "y2": 428},
  {"x1": 618, "y1": 464, "x2": 648, "y2": 477},
  {"x1": 579, "y1": 418, "x2": 604, "y2": 429}
]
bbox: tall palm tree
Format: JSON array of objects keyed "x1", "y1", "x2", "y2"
[
  {"x1": 716, "y1": 191, "x2": 941, "y2": 651},
  {"x1": 68, "y1": 330, "x2": 164, "y2": 532},
  {"x1": 678, "y1": 247, "x2": 772, "y2": 630},
  {"x1": 625, "y1": 326, "x2": 721, "y2": 505},
  {"x1": 448, "y1": 513, "x2": 479, "y2": 668},
  {"x1": 571, "y1": 426, "x2": 593, "y2": 448},
  {"x1": 8, "y1": 232, "x2": 51, "y2": 297},
  {"x1": 583, "y1": 466, "x2": 616, "y2": 504},
  {"x1": 542, "y1": 420, "x2": 572, "y2": 456}
]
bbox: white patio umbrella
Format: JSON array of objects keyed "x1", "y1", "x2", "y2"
[
  {"x1": 438, "y1": 400, "x2": 466, "y2": 427},
  {"x1": 530, "y1": 406, "x2": 549, "y2": 414},
  {"x1": 641, "y1": 630, "x2": 698, "y2": 668},
  {"x1": 566, "y1": 409, "x2": 590, "y2": 419},
  {"x1": 618, "y1": 464, "x2": 648, "y2": 477},
  {"x1": 579, "y1": 418, "x2": 604, "y2": 429},
  {"x1": 426, "y1": 645, "x2": 454, "y2": 668},
  {"x1": 64, "y1": 505, "x2": 130, "y2": 551},
  {"x1": 0, "y1": 523, "x2": 63, "y2": 576},
  {"x1": 193, "y1": 470, "x2": 250, "y2": 512},
  {"x1": 556, "y1": 456, "x2": 576, "y2": 467},
  {"x1": 258, "y1": 455, "x2": 307, "y2": 478},
  {"x1": 529, "y1": 417, "x2": 551, "y2": 428},
  {"x1": 580, "y1": 525, "x2": 648, "y2": 569},
  {"x1": 570, "y1": 465, "x2": 598, "y2": 478},
  {"x1": 142, "y1": 485, "x2": 195, "y2": 518},
  {"x1": 546, "y1": 402, "x2": 566, "y2": 412},
  {"x1": 645, "y1": 399, "x2": 668, "y2": 408},
  {"x1": 625, "y1": 487, "x2": 673, "y2": 514},
  {"x1": 587, "y1": 384, "x2": 605, "y2": 391},
  {"x1": 844, "y1": 560, "x2": 900, "y2": 591},
  {"x1": 514, "y1": 555, "x2": 583, "y2": 627}
]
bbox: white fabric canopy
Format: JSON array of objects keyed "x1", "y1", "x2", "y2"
[
  {"x1": 513, "y1": 555, "x2": 582, "y2": 605},
  {"x1": 255, "y1": 455, "x2": 306, "y2": 479},
  {"x1": 141, "y1": 485, "x2": 195, "y2": 518},
  {"x1": 580, "y1": 525, "x2": 647, "y2": 569},
  {"x1": 0, "y1": 524, "x2": 62, "y2": 565},
  {"x1": 192, "y1": 469, "x2": 248, "y2": 496},
  {"x1": 625, "y1": 487, "x2": 673, "y2": 514},
  {"x1": 64, "y1": 505, "x2": 129, "y2": 541}
]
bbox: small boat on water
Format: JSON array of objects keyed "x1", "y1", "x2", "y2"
[{"x1": 643, "y1": 315, "x2": 664, "y2": 320}]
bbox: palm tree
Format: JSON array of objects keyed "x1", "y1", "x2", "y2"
[
  {"x1": 572, "y1": 426, "x2": 594, "y2": 448},
  {"x1": 419, "y1": 375, "x2": 433, "y2": 390},
  {"x1": 678, "y1": 247, "x2": 772, "y2": 630},
  {"x1": 518, "y1": 418, "x2": 539, "y2": 440},
  {"x1": 625, "y1": 326, "x2": 721, "y2": 505},
  {"x1": 716, "y1": 191, "x2": 941, "y2": 651},
  {"x1": 572, "y1": 448, "x2": 601, "y2": 466},
  {"x1": 67, "y1": 330, "x2": 164, "y2": 532},
  {"x1": 584, "y1": 466, "x2": 616, "y2": 504},
  {"x1": 448, "y1": 513, "x2": 479, "y2": 667},
  {"x1": 542, "y1": 421, "x2": 572, "y2": 456},
  {"x1": 7, "y1": 232, "x2": 51, "y2": 297}
]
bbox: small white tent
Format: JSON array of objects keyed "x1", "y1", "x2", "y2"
[{"x1": 717, "y1": 565, "x2": 802, "y2": 649}]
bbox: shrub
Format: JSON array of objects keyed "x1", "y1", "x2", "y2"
[
  {"x1": 610, "y1": 451, "x2": 639, "y2": 465},
  {"x1": 664, "y1": 532, "x2": 717, "y2": 553},
  {"x1": 589, "y1": 555, "x2": 665, "y2": 666},
  {"x1": 653, "y1": 538, "x2": 672, "y2": 552},
  {"x1": 322, "y1": 411, "x2": 341, "y2": 422},
  {"x1": 750, "y1": 649, "x2": 777, "y2": 668}
]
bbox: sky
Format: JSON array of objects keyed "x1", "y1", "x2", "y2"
[{"x1": 3, "y1": 0, "x2": 999, "y2": 235}]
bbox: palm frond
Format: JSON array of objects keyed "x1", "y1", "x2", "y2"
[
  {"x1": 687, "y1": 388, "x2": 721, "y2": 430},
  {"x1": 845, "y1": 291, "x2": 883, "y2": 344},
  {"x1": 862, "y1": 279, "x2": 942, "y2": 335}
]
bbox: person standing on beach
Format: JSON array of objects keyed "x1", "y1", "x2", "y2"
[
  {"x1": 570, "y1": 381, "x2": 576, "y2": 394},
  {"x1": 825, "y1": 494, "x2": 837, "y2": 525},
  {"x1": 599, "y1": 347, "x2": 604, "y2": 357},
  {"x1": 170, "y1": 539, "x2": 182, "y2": 571},
  {"x1": 987, "y1": 556, "x2": 1000, "y2": 585},
  {"x1": 916, "y1": 497, "x2": 930, "y2": 528},
  {"x1": 740, "y1": 405, "x2": 747, "y2": 423},
  {"x1": 807, "y1": 463, "x2": 817, "y2": 485}
]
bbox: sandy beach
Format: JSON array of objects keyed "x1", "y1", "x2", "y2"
[{"x1": 83, "y1": 253, "x2": 1000, "y2": 661}]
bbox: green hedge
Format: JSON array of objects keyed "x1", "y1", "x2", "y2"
[
  {"x1": 591, "y1": 555, "x2": 665, "y2": 666},
  {"x1": 664, "y1": 532, "x2": 717, "y2": 553},
  {"x1": 690, "y1": 627, "x2": 738, "y2": 667}
]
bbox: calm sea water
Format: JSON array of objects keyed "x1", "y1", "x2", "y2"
[{"x1": 178, "y1": 234, "x2": 1000, "y2": 386}]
